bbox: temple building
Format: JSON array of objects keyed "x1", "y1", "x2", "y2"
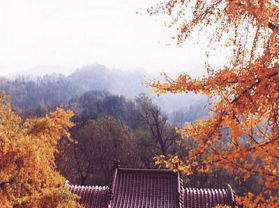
[{"x1": 66, "y1": 168, "x2": 236, "y2": 208}]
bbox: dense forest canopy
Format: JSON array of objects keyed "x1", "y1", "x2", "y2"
[
  {"x1": 0, "y1": 66, "x2": 209, "y2": 184},
  {"x1": 1, "y1": 66, "x2": 235, "y2": 191},
  {"x1": 0, "y1": 65, "x2": 262, "y2": 201}
]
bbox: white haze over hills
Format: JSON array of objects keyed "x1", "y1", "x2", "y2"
[
  {"x1": 1, "y1": 63, "x2": 208, "y2": 120},
  {"x1": 2, "y1": 61, "x2": 209, "y2": 125},
  {"x1": 0, "y1": 0, "x2": 217, "y2": 121},
  {"x1": 69, "y1": 64, "x2": 208, "y2": 112},
  {"x1": 0, "y1": 0, "x2": 227, "y2": 79},
  {"x1": 5, "y1": 65, "x2": 75, "y2": 78}
]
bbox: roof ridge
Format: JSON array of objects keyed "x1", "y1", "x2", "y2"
[{"x1": 65, "y1": 169, "x2": 236, "y2": 208}]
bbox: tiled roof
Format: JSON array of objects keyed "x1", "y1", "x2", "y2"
[
  {"x1": 110, "y1": 168, "x2": 180, "y2": 208},
  {"x1": 65, "y1": 180, "x2": 110, "y2": 208},
  {"x1": 183, "y1": 185, "x2": 235, "y2": 208},
  {"x1": 66, "y1": 168, "x2": 236, "y2": 208}
]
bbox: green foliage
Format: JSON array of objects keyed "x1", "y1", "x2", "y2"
[
  {"x1": 58, "y1": 116, "x2": 141, "y2": 185},
  {"x1": 69, "y1": 91, "x2": 141, "y2": 129},
  {"x1": 0, "y1": 75, "x2": 81, "y2": 114}
]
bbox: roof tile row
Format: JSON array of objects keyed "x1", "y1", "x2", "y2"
[
  {"x1": 66, "y1": 168, "x2": 236, "y2": 208},
  {"x1": 183, "y1": 185, "x2": 234, "y2": 208},
  {"x1": 65, "y1": 180, "x2": 110, "y2": 208}
]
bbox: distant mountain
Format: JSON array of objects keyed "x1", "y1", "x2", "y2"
[
  {"x1": 69, "y1": 64, "x2": 148, "y2": 96},
  {"x1": 68, "y1": 64, "x2": 208, "y2": 114},
  {"x1": 0, "y1": 64, "x2": 209, "y2": 119}
]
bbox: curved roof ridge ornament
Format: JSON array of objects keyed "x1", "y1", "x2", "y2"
[{"x1": 226, "y1": 184, "x2": 236, "y2": 206}]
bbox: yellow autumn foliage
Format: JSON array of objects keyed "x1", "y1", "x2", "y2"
[
  {"x1": 149, "y1": 0, "x2": 279, "y2": 207},
  {"x1": 0, "y1": 93, "x2": 80, "y2": 208}
]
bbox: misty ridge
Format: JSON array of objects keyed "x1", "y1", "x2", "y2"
[{"x1": 0, "y1": 64, "x2": 209, "y2": 125}]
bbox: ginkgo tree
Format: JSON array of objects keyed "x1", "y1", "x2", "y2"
[
  {"x1": 0, "y1": 93, "x2": 80, "y2": 208},
  {"x1": 149, "y1": 0, "x2": 279, "y2": 207}
]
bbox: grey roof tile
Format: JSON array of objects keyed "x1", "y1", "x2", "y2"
[
  {"x1": 66, "y1": 169, "x2": 236, "y2": 208},
  {"x1": 65, "y1": 180, "x2": 110, "y2": 208}
]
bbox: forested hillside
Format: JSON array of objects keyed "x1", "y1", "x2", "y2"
[
  {"x1": 1, "y1": 63, "x2": 271, "y2": 205},
  {"x1": 0, "y1": 67, "x2": 258, "y2": 197},
  {"x1": 0, "y1": 64, "x2": 208, "y2": 121},
  {"x1": 0, "y1": 67, "x2": 222, "y2": 188}
]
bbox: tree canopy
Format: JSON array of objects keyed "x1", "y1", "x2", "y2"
[
  {"x1": 149, "y1": 0, "x2": 279, "y2": 207},
  {"x1": 0, "y1": 94, "x2": 79, "y2": 208}
]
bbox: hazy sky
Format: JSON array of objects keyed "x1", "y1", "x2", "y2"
[{"x1": 0, "y1": 0, "x2": 223, "y2": 77}]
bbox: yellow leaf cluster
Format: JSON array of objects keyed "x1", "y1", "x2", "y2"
[
  {"x1": 0, "y1": 94, "x2": 80, "y2": 208},
  {"x1": 149, "y1": 0, "x2": 279, "y2": 207}
]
